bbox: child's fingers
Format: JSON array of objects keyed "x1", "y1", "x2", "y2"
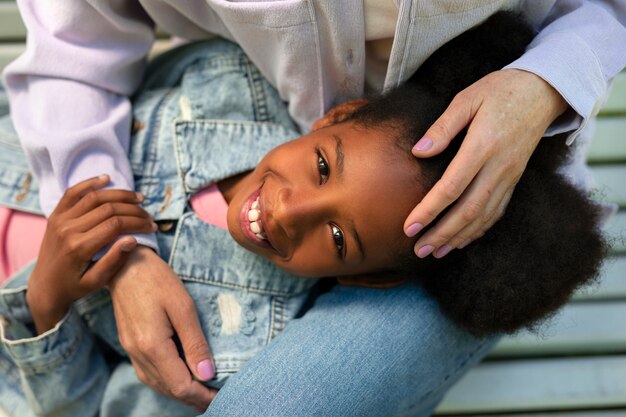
[
  {"x1": 81, "y1": 237, "x2": 138, "y2": 291},
  {"x1": 66, "y1": 189, "x2": 144, "y2": 219},
  {"x1": 55, "y1": 175, "x2": 110, "y2": 213},
  {"x1": 77, "y1": 216, "x2": 157, "y2": 259},
  {"x1": 73, "y1": 202, "x2": 151, "y2": 232}
]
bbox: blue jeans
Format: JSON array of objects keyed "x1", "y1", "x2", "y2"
[{"x1": 205, "y1": 284, "x2": 498, "y2": 417}]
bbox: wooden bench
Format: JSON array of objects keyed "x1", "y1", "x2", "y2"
[{"x1": 2, "y1": 2, "x2": 625, "y2": 415}]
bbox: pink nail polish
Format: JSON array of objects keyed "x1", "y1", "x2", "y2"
[
  {"x1": 435, "y1": 245, "x2": 453, "y2": 258},
  {"x1": 197, "y1": 359, "x2": 215, "y2": 380},
  {"x1": 405, "y1": 223, "x2": 424, "y2": 237},
  {"x1": 413, "y1": 137, "x2": 433, "y2": 152},
  {"x1": 417, "y1": 245, "x2": 435, "y2": 258}
]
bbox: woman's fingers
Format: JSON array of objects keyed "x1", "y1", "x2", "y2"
[
  {"x1": 143, "y1": 338, "x2": 218, "y2": 410},
  {"x1": 411, "y1": 91, "x2": 478, "y2": 157},
  {"x1": 404, "y1": 123, "x2": 488, "y2": 240},
  {"x1": 426, "y1": 176, "x2": 514, "y2": 258},
  {"x1": 443, "y1": 186, "x2": 515, "y2": 254}
]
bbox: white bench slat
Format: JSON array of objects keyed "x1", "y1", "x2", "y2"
[
  {"x1": 0, "y1": 42, "x2": 23, "y2": 72},
  {"x1": 604, "y1": 211, "x2": 626, "y2": 253},
  {"x1": 436, "y1": 356, "x2": 626, "y2": 414},
  {"x1": 490, "y1": 301, "x2": 626, "y2": 357},
  {"x1": 590, "y1": 165, "x2": 626, "y2": 207},
  {"x1": 465, "y1": 411, "x2": 626, "y2": 417},
  {"x1": 574, "y1": 256, "x2": 626, "y2": 300},
  {"x1": 602, "y1": 72, "x2": 626, "y2": 115},
  {"x1": 588, "y1": 119, "x2": 626, "y2": 163},
  {"x1": 0, "y1": 2, "x2": 24, "y2": 40}
]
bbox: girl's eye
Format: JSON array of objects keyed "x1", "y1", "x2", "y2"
[
  {"x1": 317, "y1": 150, "x2": 329, "y2": 184},
  {"x1": 330, "y1": 224, "x2": 345, "y2": 256}
]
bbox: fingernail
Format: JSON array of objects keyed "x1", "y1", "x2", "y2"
[
  {"x1": 197, "y1": 359, "x2": 215, "y2": 380},
  {"x1": 405, "y1": 223, "x2": 424, "y2": 237},
  {"x1": 136, "y1": 192, "x2": 144, "y2": 201},
  {"x1": 417, "y1": 245, "x2": 435, "y2": 258},
  {"x1": 99, "y1": 174, "x2": 109, "y2": 181},
  {"x1": 459, "y1": 239, "x2": 472, "y2": 249},
  {"x1": 413, "y1": 137, "x2": 433, "y2": 152},
  {"x1": 152, "y1": 222, "x2": 158, "y2": 231},
  {"x1": 435, "y1": 245, "x2": 453, "y2": 258}
]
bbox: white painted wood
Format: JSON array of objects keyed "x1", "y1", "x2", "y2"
[
  {"x1": 461, "y1": 411, "x2": 626, "y2": 417},
  {"x1": 588, "y1": 119, "x2": 626, "y2": 163},
  {"x1": 0, "y1": 2, "x2": 24, "y2": 40},
  {"x1": 0, "y1": 42, "x2": 22, "y2": 71},
  {"x1": 604, "y1": 211, "x2": 626, "y2": 253},
  {"x1": 490, "y1": 301, "x2": 626, "y2": 357},
  {"x1": 574, "y1": 256, "x2": 626, "y2": 300},
  {"x1": 590, "y1": 166, "x2": 626, "y2": 207},
  {"x1": 436, "y1": 356, "x2": 626, "y2": 414},
  {"x1": 602, "y1": 72, "x2": 626, "y2": 114}
]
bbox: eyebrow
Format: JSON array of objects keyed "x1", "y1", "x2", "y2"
[
  {"x1": 333, "y1": 134, "x2": 345, "y2": 180},
  {"x1": 332, "y1": 134, "x2": 365, "y2": 261}
]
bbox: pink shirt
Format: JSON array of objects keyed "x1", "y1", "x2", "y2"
[{"x1": 0, "y1": 207, "x2": 46, "y2": 283}]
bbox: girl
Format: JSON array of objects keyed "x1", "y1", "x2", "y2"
[{"x1": 0, "y1": 13, "x2": 607, "y2": 417}]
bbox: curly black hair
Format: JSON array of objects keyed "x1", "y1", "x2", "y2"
[{"x1": 349, "y1": 11, "x2": 609, "y2": 336}]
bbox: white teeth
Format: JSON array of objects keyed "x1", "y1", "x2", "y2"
[
  {"x1": 248, "y1": 196, "x2": 265, "y2": 239},
  {"x1": 248, "y1": 209, "x2": 260, "y2": 221}
]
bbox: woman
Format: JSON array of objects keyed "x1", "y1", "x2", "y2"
[{"x1": 0, "y1": 12, "x2": 608, "y2": 416}]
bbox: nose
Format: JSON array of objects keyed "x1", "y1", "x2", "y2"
[{"x1": 269, "y1": 186, "x2": 334, "y2": 241}]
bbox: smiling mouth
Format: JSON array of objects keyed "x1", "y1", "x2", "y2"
[{"x1": 240, "y1": 187, "x2": 277, "y2": 251}]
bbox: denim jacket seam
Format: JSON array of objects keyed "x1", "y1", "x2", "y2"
[
  {"x1": 177, "y1": 275, "x2": 306, "y2": 298},
  {"x1": 242, "y1": 55, "x2": 270, "y2": 123},
  {"x1": 267, "y1": 296, "x2": 286, "y2": 343}
]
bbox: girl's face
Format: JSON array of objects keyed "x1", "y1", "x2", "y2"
[{"x1": 226, "y1": 121, "x2": 423, "y2": 278}]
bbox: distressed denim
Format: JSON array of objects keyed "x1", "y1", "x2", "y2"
[
  {"x1": 0, "y1": 39, "x2": 317, "y2": 417},
  {"x1": 0, "y1": 39, "x2": 507, "y2": 417}
]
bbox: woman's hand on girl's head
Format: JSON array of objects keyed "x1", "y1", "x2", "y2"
[
  {"x1": 404, "y1": 69, "x2": 569, "y2": 258},
  {"x1": 26, "y1": 175, "x2": 155, "y2": 334}
]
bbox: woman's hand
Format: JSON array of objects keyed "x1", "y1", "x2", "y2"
[
  {"x1": 404, "y1": 69, "x2": 569, "y2": 258},
  {"x1": 26, "y1": 175, "x2": 155, "y2": 334},
  {"x1": 108, "y1": 247, "x2": 219, "y2": 412}
]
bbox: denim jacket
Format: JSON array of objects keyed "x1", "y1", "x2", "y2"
[{"x1": 0, "y1": 39, "x2": 317, "y2": 417}]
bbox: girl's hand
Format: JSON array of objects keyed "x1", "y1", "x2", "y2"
[
  {"x1": 26, "y1": 175, "x2": 156, "y2": 334},
  {"x1": 404, "y1": 69, "x2": 568, "y2": 258}
]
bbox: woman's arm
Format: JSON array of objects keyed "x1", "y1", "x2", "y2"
[
  {"x1": 5, "y1": 2, "x2": 217, "y2": 408},
  {"x1": 405, "y1": 0, "x2": 626, "y2": 257},
  {"x1": 3, "y1": 0, "x2": 157, "y2": 249}
]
